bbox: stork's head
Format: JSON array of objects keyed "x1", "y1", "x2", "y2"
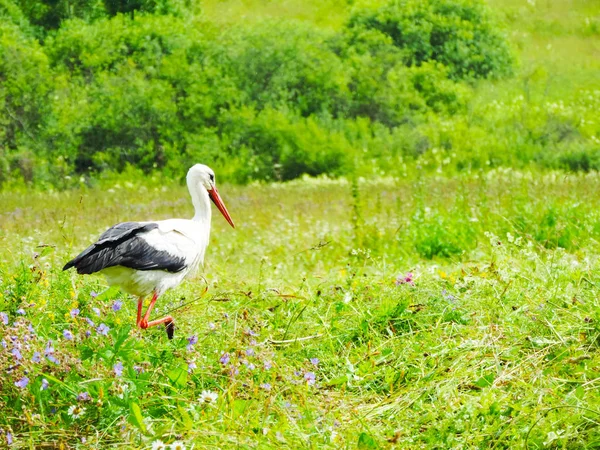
[{"x1": 187, "y1": 164, "x2": 235, "y2": 228}]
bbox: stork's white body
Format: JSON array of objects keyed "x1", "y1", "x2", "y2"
[
  {"x1": 100, "y1": 219, "x2": 209, "y2": 297},
  {"x1": 64, "y1": 163, "x2": 234, "y2": 300}
]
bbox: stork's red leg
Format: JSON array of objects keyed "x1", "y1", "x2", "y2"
[
  {"x1": 138, "y1": 292, "x2": 159, "y2": 329},
  {"x1": 138, "y1": 292, "x2": 175, "y2": 339},
  {"x1": 136, "y1": 297, "x2": 144, "y2": 327}
]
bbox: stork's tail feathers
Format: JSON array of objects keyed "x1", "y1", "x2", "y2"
[{"x1": 62, "y1": 251, "x2": 98, "y2": 274}]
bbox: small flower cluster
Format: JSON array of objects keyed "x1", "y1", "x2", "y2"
[{"x1": 395, "y1": 272, "x2": 415, "y2": 286}]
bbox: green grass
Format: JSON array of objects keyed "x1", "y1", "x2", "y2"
[
  {"x1": 1, "y1": 170, "x2": 600, "y2": 448},
  {"x1": 1, "y1": 0, "x2": 600, "y2": 447}
]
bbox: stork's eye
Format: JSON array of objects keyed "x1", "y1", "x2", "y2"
[{"x1": 209, "y1": 173, "x2": 215, "y2": 182}]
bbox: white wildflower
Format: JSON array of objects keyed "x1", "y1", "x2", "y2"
[
  {"x1": 199, "y1": 390, "x2": 218, "y2": 405},
  {"x1": 114, "y1": 382, "x2": 129, "y2": 399},
  {"x1": 151, "y1": 440, "x2": 167, "y2": 450},
  {"x1": 170, "y1": 441, "x2": 185, "y2": 450},
  {"x1": 67, "y1": 405, "x2": 86, "y2": 419}
]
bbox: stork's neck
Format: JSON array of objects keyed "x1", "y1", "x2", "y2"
[{"x1": 188, "y1": 179, "x2": 212, "y2": 226}]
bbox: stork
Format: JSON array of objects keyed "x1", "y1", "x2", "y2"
[{"x1": 63, "y1": 164, "x2": 235, "y2": 339}]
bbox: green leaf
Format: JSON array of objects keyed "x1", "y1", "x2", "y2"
[
  {"x1": 357, "y1": 432, "x2": 379, "y2": 449},
  {"x1": 473, "y1": 373, "x2": 495, "y2": 388},
  {"x1": 95, "y1": 286, "x2": 121, "y2": 302},
  {"x1": 178, "y1": 405, "x2": 193, "y2": 430},
  {"x1": 167, "y1": 365, "x2": 188, "y2": 388},
  {"x1": 128, "y1": 402, "x2": 147, "y2": 434},
  {"x1": 326, "y1": 375, "x2": 348, "y2": 387}
]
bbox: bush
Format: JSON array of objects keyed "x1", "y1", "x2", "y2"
[
  {"x1": 0, "y1": 0, "x2": 520, "y2": 187},
  {"x1": 0, "y1": 23, "x2": 53, "y2": 183},
  {"x1": 217, "y1": 108, "x2": 351, "y2": 182},
  {"x1": 209, "y1": 21, "x2": 351, "y2": 118},
  {"x1": 347, "y1": 0, "x2": 513, "y2": 80}
]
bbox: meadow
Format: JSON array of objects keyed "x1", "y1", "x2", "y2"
[
  {"x1": 1, "y1": 170, "x2": 600, "y2": 448},
  {"x1": 1, "y1": 0, "x2": 600, "y2": 448}
]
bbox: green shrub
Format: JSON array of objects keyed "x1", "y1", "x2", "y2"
[
  {"x1": 0, "y1": 0, "x2": 526, "y2": 188},
  {"x1": 210, "y1": 21, "x2": 351, "y2": 118},
  {"x1": 218, "y1": 107, "x2": 351, "y2": 182},
  {"x1": 537, "y1": 143, "x2": 600, "y2": 173},
  {"x1": 347, "y1": 0, "x2": 513, "y2": 80},
  {"x1": 0, "y1": 23, "x2": 53, "y2": 183}
]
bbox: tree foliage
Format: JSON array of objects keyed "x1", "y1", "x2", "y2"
[
  {"x1": 0, "y1": 0, "x2": 518, "y2": 187},
  {"x1": 347, "y1": 0, "x2": 513, "y2": 79}
]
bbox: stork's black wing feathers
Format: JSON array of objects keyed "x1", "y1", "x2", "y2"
[{"x1": 63, "y1": 221, "x2": 186, "y2": 275}]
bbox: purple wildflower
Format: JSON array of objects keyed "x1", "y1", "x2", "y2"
[
  {"x1": 44, "y1": 341, "x2": 58, "y2": 364},
  {"x1": 442, "y1": 289, "x2": 457, "y2": 302},
  {"x1": 27, "y1": 324, "x2": 35, "y2": 334},
  {"x1": 85, "y1": 330, "x2": 91, "y2": 338},
  {"x1": 245, "y1": 348, "x2": 255, "y2": 356},
  {"x1": 63, "y1": 330, "x2": 74, "y2": 341},
  {"x1": 84, "y1": 317, "x2": 94, "y2": 326},
  {"x1": 133, "y1": 365, "x2": 144, "y2": 374},
  {"x1": 187, "y1": 361, "x2": 197, "y2": 373},
  {"x1": 90, "y1": 291, "x2": 98, "y2": 298},
  {"x1": 97, "y1": 324, "x2": 109, "y2": 336},
  {"x1": 113, "y1": 361, "x2": 123, "y2": 377},
  {"x1": 260, "y1": 383, "x2": 272, "y2": 391},
  {"x1": 41, "y1": 378, "x2": 49, "y2": 390},
  {"x1": 112, "y1": 300, "x2": 122, "y2": 312},
  {"x1": 11, "y1": 348, "x2": 22, "y2": 360},
  {"x1": 93, "y1": 308, "x2": 101, "y2": 317},
  {"x1": 16, "y1": 309, "x2": 25, "y2": 315},
  {"x1": 219, "y1": 352, "x2": 230, "y2": 365},
  {"x1": 245, "y1": 329, "x2": 258, "y2": 336},
  {"x1": 1, "y1": 340, "x2": 6, "y2": 348},
  {"x1": 15, "y1": 376, "x2": 29, "y2": 388},
  {"x1": 208, "y1": 322, "x2": 216, "y2": 330},
  {"x1": 310, "y1": 358, "x2": 320, "y2": 366},
  {"x1": 31, "y1": 352, "x2": 41, "y2": 363},
  {"x1": 77, "y1": 392, "x2": 91, "y2": 402},
  {"x1": 0, "y1": 312, "x2": 8, "y2": 325},
  {"x1": 187, "y1": 335, "x2": 198, "y2": 351},
  {"x1": 7, "y1": 431, "x2": 13, "y2": 445},
  {"x1": 246, "y1": 362, "x2": 256, "y2": 370},
  {"x1": 304, "y1": 372, "x2": 316, "y2": 385},
  {"x1": 70, "y1": 308, "x2": 80, "y2": 317},
  {"x1": 395, "y1": 272, "x2": 415, "y2": 286},
  {"x1": 264, "y1": 360, "x2": 272, "y2": 370}
]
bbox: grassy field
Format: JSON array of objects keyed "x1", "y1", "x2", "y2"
[
  {"x1": 1, "y1": 0, "x2": 600, "y2": 448},
  {"x1": 1, "y1": 170, "x2": 600, "y2": 448}
]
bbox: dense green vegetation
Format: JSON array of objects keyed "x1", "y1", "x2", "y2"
[
  {"x1": 1, "y1": 0, "x2": 600, "y2": 447},
  {"x1": 3, "y1": 0, "x2": 597, "y2": 188},
  {"x1": 2, "y1": 172, "x2": 600, "y2": 447}
]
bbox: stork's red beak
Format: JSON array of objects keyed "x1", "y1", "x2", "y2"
[{"x1": 208, "y1": 187, "x2": 235, "y2": 228}]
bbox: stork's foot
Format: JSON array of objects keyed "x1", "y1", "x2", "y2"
[
  {"x1": 138, "y1": 314, "x2": 174, "y2": 333},
  {"x1": 165, "y1": 320, "x2": 175, "y2": 340}
]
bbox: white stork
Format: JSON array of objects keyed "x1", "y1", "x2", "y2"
[{"x1": 63, "y1": 164, "x2": 235, "y2": 339}]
